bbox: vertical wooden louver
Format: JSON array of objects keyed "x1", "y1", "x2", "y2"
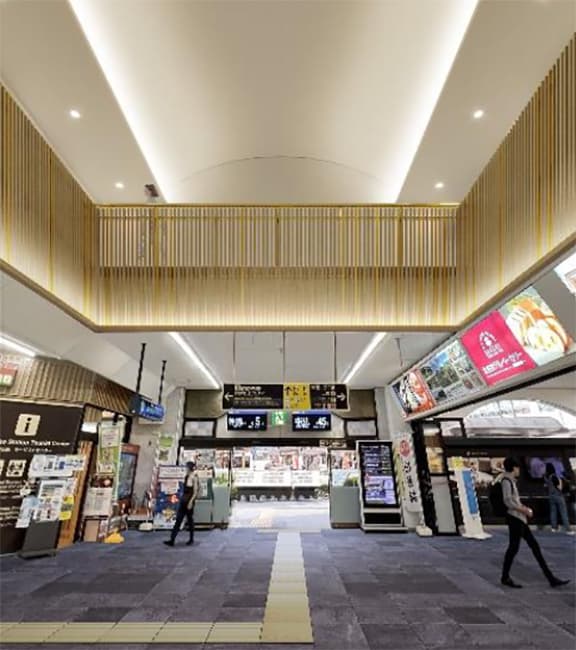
[{"x1": 1, "y1": 35, "x2": 575, "y2": 330}]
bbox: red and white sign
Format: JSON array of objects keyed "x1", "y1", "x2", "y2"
[
  {"x1": 461, "y1": 312, "x2": 536, "y2": 386},
  {"x1": 0, "y1": 362, "x2": 18, "y2": 387}
]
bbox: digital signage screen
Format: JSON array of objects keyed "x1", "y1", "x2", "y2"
[
  {"x1": 227, "y1": 413, "x2": 267, "y2": 432},
  {"x1": 419, "y1": 340, "x2": 485, "y2": 404},
  {"x1": 358, "y1": 442, "x2": 398, "y2": 507},
  {"x1": 554, "y1": 252, "x2": 576, "y2": 296},
  {"x1": 392, "y1": 370, "x2": 436, "y2": 416},
  {"x1": 498, "y1": 286, "x2": 574, "y2": 366},
  {"x1": 292, "y1": 413, "x2": 331, "y2": 432}
]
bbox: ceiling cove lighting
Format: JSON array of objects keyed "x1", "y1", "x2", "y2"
[
  {"x1": 472, "y1": 109, "x2": 484, "y2": 119},
  {"x1": 69, "y1": 109, "x2": 81, "y2": 119},
  {"x1": 0, "y1": 334, "x2": 37, "y2": 357},
  {"x1": 385, "y1": 0, "x2": 478, "y2": 201},
  {"x1": 69, "y1": 1, "x2": 171, "y2": 199},
  {"x1": 169, "y1": 332, "x2": 220, "y2": 389},
  {"x1": 341, "y1": 333, "x2": 387, "y2": 384},
  {"x1": 435, "y1": 181, "x2": 445, "y2": 189}
]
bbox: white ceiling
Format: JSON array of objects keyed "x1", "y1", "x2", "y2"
[
  {"x1": 1, "y1": 0, "x2": 574, "y2": 203},
  {"x1": 0, "y1": 273, "x2": 447, "y2": 392}
]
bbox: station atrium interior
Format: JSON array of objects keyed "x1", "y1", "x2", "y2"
[{"x1": 0, "y1": 1, "x2": 575, "y2": 648}]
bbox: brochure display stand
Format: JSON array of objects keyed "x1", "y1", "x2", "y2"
[
  {"x1": 357, "y1": 440, "x2": 405, "y2": 532},
  {"x1": 451, "y1": 458, "x2": 491, "y2": 540}
]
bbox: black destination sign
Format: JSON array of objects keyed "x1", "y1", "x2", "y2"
[
  {"x1": 310, "y1": 384, "x2": 349, "y2": 410},
  {"x1": 222, "y1": 384, "x2": 284, "y2": 410},
  {"x1": 292, "y1": 414, "x2": 332, "y2": 432}
]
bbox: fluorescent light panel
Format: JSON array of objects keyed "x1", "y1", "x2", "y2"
[
  {"x1": 342, "y1": 333, "x2": 387, "y2": 384},
  {"x1": 0, "y1": 334, "x2": 38, "y2": 357},
  {"x1": 169, "y1": 332, "x2": 220, "y2": 389}
]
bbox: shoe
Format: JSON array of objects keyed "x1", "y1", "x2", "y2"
[
  {"x1": 551, "y1": 528, "x2": 559, "y2": 533},
  {"x1": 549, "y1": 578, "x2": 570, "y2": 588},
  {"x1": 186, "y1": 540, "x2": 194, "y2": 546},
  {"x1": 564, "y1": 530, "x2": 575, "y2": 536},
  {"x1": 501, "y1": 577, "x2": 522, "y2": 588},
  {"x1": 163, "y1": 540, "x2": 175, "y2": 547}
]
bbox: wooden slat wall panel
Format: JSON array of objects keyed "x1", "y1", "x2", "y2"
[
  {"x1": 456, "y1": 36, "x2": 576, "y2": 321},
  {"x1": 0, "y1": 85, "x2": 98, "y2": 319}
]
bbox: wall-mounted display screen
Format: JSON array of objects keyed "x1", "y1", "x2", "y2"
[
  {"x1": 419, "y1": 340, "x2": 485, "y2": 404},
  {"x1": 227, "y1": 413, "x2": 267, "y2": 431},
  {"x1": 117, "y1": 452, "x2": 137, "y2": 501},
  {"x1": 554, "y1": 252, "x2": 576, "y2": 296},
  {"x1": 499, "y1": 286, "x2": 574, "y2": 366},
  {"x1": 392, "y1": 370, "x2": 436, "y2": 415},
  {"x1": 292, "y1": 413, "x2": 331, "y2": 432},
  {"x1": 358, "y1": 442, "x2": 398, "y2": 507}
]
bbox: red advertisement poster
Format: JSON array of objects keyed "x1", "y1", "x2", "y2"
[{"x1": 461, "y1": 312, "x2": 536, "y2": 386}]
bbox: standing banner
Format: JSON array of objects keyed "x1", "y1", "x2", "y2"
[
  {"x1": 393, "y1": 433, "x2": 422, "y2": 513},
  {"x1": 451, "y1": 457, "x2": 491, "y2": 540},
  {"x1": 153, "y1": 465, "x2": 186, "y2": 529}
]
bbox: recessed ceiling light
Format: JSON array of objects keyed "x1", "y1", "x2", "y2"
[
  {"x1": 472, "y1": 109, "x2": 485, "y2": 119},
  {"x1": 0, "y1": 334, "x2": 38, "y2": 357},
  {"x1": 69, "y1": 109, "x2": 81, "y2": 119},
  {"x1": 435, "y1": 182, "x2": 445, "y2": 189},
  {"x1": 115, "y1": 182, "x2": 125, "y2": 189}
]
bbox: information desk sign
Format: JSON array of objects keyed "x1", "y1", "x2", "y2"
[{"x1": 223, "y1": 384, "x2": 284, "y2": 410}]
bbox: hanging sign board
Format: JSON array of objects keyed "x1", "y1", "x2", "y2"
[
  {"x1": 223, "y1": 383, "x2": 349, "y2": 410},
  {"x1": 129, "y1": 396, "x2": 165, "y2": 422}
]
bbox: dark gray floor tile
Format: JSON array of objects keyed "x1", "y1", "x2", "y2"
[
  {"x1": 120, "y1": 607, "x2": 174, "y2": 622},
  {"x1": 223, "y1": 593, "x2": 267, "y2": 608},
  {"x1": 312, "y1": 621, "x2": 370, "y2": 649},
  {"x1": 461, "y1": 624, "x2": 533, "y2": 649},
  {"x1": 310, "y1": 605, "x2": 359, "y2": 625},
  {"x1": 360, "y1": 624, "x2": 425, "y2": 649},
  {"x1": 444, "y1": 606, "x2": 503, "y2": 624},
  {"x1": 216, "y1": 606, "x2": 264, "y2": 621},
  {"x1": 413, "y1": 622, "x2": 473, "y2": 648},
  {"x1": 561, "y1": 623, "x2": 575, "y2": 636},
  {"x1": 353, "y1": 607, "x2": 407, "y2": 624},
  {"x1": 75, "y1": 606, "x2": 131, "y2": 622}
]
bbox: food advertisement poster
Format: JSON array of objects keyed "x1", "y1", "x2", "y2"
[
  {"x1": 499, "y1": 286, "x2": 574, "y2": 366},
  {"x1": 460, "y1": 311, "x2": 536, "y2": 386},
  {"x1": 419, "y1": 340, "x2": 485, "y2": 404},
  {"x1": 392, "y1": 370, "x2": 436, "y2": 415}
]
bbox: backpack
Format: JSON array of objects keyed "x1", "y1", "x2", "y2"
[{"x1": 489, "y1": 478, "x2": 510, "y2": 517}]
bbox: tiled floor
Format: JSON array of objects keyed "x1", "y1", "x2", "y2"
[
  {"x1": 228, "y1": 500, "x2": 330, "y2": 530},
  {"x1": 0, "y1": 526, "x2": 574, "y2": 648}
]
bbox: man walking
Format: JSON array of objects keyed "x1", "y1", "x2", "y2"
[
  {"x1": 500, "y1": 457, "x2": 570, "y2": 588},
  {"x1": 164, "y1": 461, "x2": 199, "y2": 547}
]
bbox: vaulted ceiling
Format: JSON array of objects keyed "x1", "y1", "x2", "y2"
[{"x1": 1, "y1": 0, "x2": 574, "y2": 203}]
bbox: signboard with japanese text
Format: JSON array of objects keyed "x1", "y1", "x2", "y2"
[
  {"x1": 310, "y1": 384, "x2": 348, "y2": 410},
  {"x1": 461, "y1": 311, "x2": 536, "y2": 386},
  {"x1": 223, "y1": 384, "x2": 284, "y2": 410},
  {"x1": 0, "y1": 361, "x2": 18, "y2": 387},
  {"x1": 284, "y1": 384, "x2": 311, "y2": 410},
  {"x1": 394, "y1": 433, "x2": 421, "y2": 513},
  {"x1": 222, "y1": 383, "x2": 349, "y2": 411}
]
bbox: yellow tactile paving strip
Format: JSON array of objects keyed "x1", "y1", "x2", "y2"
[{"x1": 0, "y1": 532, "x2": 313, "y2": 645}]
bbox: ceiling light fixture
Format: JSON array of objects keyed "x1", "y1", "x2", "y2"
[
  {"x1": 0, "y1": 334, "x2": 38, "y2": 358},
  {"x1": 115, "y1": 182, "x2": 125, "y2": 189},
  {"x1": 435, "y1": 182, "x2": 445, "y2": 189},
  {"x1": 341, "y1": 333, "x2": 387, "y2": 384},
  {"x1": 69, "y1": 109, "x2": 81, "y2": 119},
  {"x1": 169, "y1": 332, "x2": 220, "y2": 389},
  {"x1": 472, "y1": 109, "x2": 484, "y2": 119}
]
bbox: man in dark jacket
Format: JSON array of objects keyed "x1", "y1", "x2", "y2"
[
  {"x1": 164, "y1": 462, "x2": 200, "y2": 547},
  {"x1": 500, "y1": 457, "x2": 570, "y2": 589}
]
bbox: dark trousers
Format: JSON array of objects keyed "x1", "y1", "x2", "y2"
[
  {"x1": 170, "y1": 501, "x2": 194, "y2": 542},
  {"x1": 502, "y1": 514, "x2": 554, "y2": 582}
]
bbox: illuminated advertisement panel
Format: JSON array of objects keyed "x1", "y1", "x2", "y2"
[
  {"x1": 461, "y1": 312, "x2": 536, "y2": 386},
  {"x1": 499, "y1": 286, "x2": 575, "y2": 366},
  {"x1": 419, "y1": 340, "x2": 485, "y2": 404},
  {"x1": 392, "y1": 370, "x2": 436, "y2": 415},
  {"x1": 554, "y1": 252, "x2": 576, "y2": 296}
]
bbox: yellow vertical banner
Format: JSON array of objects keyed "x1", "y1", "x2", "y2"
[{"x1": 283, "y1": 383, "x2": 311, "y2": 410}]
